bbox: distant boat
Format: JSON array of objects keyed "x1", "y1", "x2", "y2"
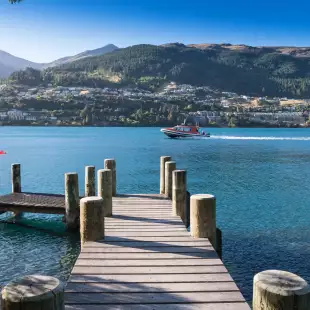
[
  {"x1": 160, "y1": 125, "x2": 210, "y2": 138},
  {"x1": 0, "y1": 150, "x2": 7, "y2": 155}
]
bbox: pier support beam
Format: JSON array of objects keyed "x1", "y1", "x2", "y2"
[
  {"x1": 98, "y1": 169, "x2": 112, "y2": 217},
  {"x1": 190, "y1": 194, "x2": 217, "y2": 249},
  {"x1": 80, "y1": 196, "x2": 105, "y2": 247},
  {"x1": 65, "y1": 172, "x2": 80, "y2": 231},
  {"x1": 1, "y1": 275, "x2": 64, "y2": 310},
  {"x1": 253, "y1": 270, "x2": 310, "y2": 310},
  {"x1": 104, "y1": 159, "x2": 116, "y2": 197},
  {"x1": 165, "y1": 161, "x2": 176, "y2": 199},
  {"x1": 85, "y1": 166, "x2": 95, "y2": 197},
  {"x1": 160, "y1": 156, "x2": 171, "y2": 194},
  {"x1": 172, "y1": 170, "x2": 187, "y2": 221},
  {"x1": 11, "y1": 164, "x2": 21, "y2": 193}
]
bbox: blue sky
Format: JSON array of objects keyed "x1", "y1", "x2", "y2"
[{"x1": 0, "y1": 0, "x2": 309, "y2": 63}]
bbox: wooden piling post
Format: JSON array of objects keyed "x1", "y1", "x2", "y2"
[
  {"x1": 190, "y1": 194, "x2": 217, "y2": 248},
  {"x1": 80, "y1": 196, "x2": 105, "y2": 247},
  {"x1": 104, "y1": 159, "x2": 116, "y2": 196},
  {"x1": 253, "y1": 270, "x2": 310, "y2": 310},
  {"x1": 65, "y1": 172, "x2": 80, "y2": 230},
  {"x1": 98, "y1": 169, "x2": 112, "y2": 217},
  {"x1": 1, "y1": 275, "x2": 65, "y2": 310},
  {"x1": 11, "y1": 164, "x2": 21, "y2": 193},
  {"x1": 160, "y1": 156, "x2": 171, "y2": 194},
  {"x1": 85, "y1": 166, "x2": 95, "y2": 197},
  {"x1": 172, "y1": 170, "x2": 187, "y2": 221},
  {"x1": 165, "y1": 161, "x2": 176, "y2": 199}
]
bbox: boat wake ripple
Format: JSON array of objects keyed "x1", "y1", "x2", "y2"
[{"x1": 208, "y1": 135, "x2": 310, "y2": 141}]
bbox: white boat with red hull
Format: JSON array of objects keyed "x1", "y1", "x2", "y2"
[{"x1": 160, "y1": 125, "x2": 210, "y2": 138}]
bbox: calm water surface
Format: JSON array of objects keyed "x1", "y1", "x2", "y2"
[{"x1": 0, "y1": 126, "x2": 310, "y2": 301}]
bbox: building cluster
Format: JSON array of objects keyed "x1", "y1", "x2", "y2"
[{"x1": 0, "y1": 82, "x2": 309, "y2": 127}]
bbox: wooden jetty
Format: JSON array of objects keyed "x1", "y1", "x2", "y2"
[
  {"x1": 1, "y1": 158, "x2": 310, "y2": 310},
  {"x1": 65, "y1": 194, "x2": 250, "y2": 310}
]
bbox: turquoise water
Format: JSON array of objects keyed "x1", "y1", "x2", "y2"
[{"x1": 0, "y1": 127, "x2": 310, "y2": 301}]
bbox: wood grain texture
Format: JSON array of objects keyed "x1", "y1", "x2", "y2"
[
  {"x1": 253, "y1": 270, "x2": 310, "y2": 310},
  {"x1": 1, "y1": 275, "x2": 64, "y2": 310}
]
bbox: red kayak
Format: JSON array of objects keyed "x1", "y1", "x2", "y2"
[{"x1": 0, "y1": 150, "x2": 6, "y2": 155}]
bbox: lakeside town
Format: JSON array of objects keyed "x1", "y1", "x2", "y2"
[{"x1": 0, "y1": 81, "x2": 309, "y2": 127}]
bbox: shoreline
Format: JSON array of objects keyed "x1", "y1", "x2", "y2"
[{"x1": 0, "y1": 124, "x2": 309, "y2": 129}]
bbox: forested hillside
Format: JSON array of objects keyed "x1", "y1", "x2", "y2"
[{"x1": 8, "y1": 43, "x2": 310, "y2": 97}]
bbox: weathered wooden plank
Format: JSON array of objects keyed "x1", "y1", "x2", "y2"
[
  {"x1": 65, "y1": 281, "x2": 240, "y2": 293},
  {"x1": 74, "y1": 258, "x2": 222, "y2": 266},
  {"x1": 80, "y1": 246, "x2": 213, "y2": 253},
  {"x1": 83, "y1": 241, "x2": 211, "y2": 247},
  {"x1": 65, "y1": 303, "x2": 250, "y2": 310},
  {"x1": 104, "y1": 232, "x2": 191, "y2": 237},
  {"x1": 111, "y1": 214, "x2": 180, "y2": 218},
  {"x1": 68, "y1": 273, "x2": 234, "y2": 283},
  {"x1": 78, "y1": 252, "x2": 218, "y2": 260},
  {"x1": 71, "y1": 265, "x2": 227, "y2": 274},
  {"x1": 102, "y1": 236, "x2": 207, "y2": 242},
  {"x1": 105, "y1": 228, "x2": 187, "y2": 232},
  {"x1": 104, "y1": 224, "x2": 186, "y2": 228},
  {"x1": 105, "y1": 219, "x2": 183, "y2": 224},
  {"x1": 65, "y1": 291, "x2": 245, "y2": 304}
]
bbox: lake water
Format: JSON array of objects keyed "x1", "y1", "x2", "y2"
[{"x1": 0, "y1": 126, "x2": 310, "y2": 302}]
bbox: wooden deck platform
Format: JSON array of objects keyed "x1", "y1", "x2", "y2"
[
  {"x1": 65, "y1": 194, "x2": 250, "y2": 310},
  {"x1": 0, "y1": 192, "x2": 66, "y2": 214}
]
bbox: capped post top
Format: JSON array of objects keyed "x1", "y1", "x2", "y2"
[
  {"x1": 190, "y1": 194, "x2": 215, "y2": 201},
  {"x1": 80, "y1": 196, "x2": 103, "y2": 203},
  {"x1": 254, "y1": 270, "x2": 310, "y2": 296},
  {"x1": 98, "y1": 168, "x2": 112, "y2": 172},
  {"x1": 2, "y1": 275, "x2": 64, "y2": 302}
]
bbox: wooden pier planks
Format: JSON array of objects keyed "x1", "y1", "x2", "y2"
[
  {"x1": 0, "y1": 192, "x2": 65, "y2": 214},
  {"x1": 65, "y1": 195, "x2": 250, "y2": 310}
]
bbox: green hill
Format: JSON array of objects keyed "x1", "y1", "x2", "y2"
[{"x1": 9, "y1": 43, "x2": 310, "y2": 97}]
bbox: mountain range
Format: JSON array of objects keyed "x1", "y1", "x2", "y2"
[
  {"x1": 5, "y1": 42, "x2": 310, "y2": 97},
  {"x1": 0, "y1": 44, "x2": 119, "y2": 78}
]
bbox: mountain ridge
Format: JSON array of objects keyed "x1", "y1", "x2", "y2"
[
  {"x1": 0, "y1": 44, "x2": 119, "y2": 77},
  {"x1": 6, "y1": 42, "x2": 310, "y2": 97}
]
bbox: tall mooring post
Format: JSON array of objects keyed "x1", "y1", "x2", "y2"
[
  {"x1": 104, "y1": 159, "x2": 116, "y2": 196},
  {"x1": 11, "y1": 163, "x2": 21, "y2": 193},
  {"x1": 190, "y1": 194, "x2": 217, "y2": 249},
  {"x1": 80, "y1": 196, "x2": 105, "y2": 247},
  {"x1": 253, "y1": 270, "x2": 310, "y2": 310},
  {"x1": 98, "y1": 169, "x2": 112, "y2": 217},
  {"x1": 85, "y1": 166, "x2": 95, "y2": 197},
  {"x1": 65, "y1": 172, "x2": 80, "y2": 230},
  {"x1": 165, "y1": 161, "x2": 176, "y2": 199},
  {"x1": 160, "y1": 156, "x2": 171, "y2": 194},
  {"x1": 172, "y1": 170, "x2": 187, "y2": 222},
  {"x1": 1, "y1": 275, "x2": 65, "y2": 310}
]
